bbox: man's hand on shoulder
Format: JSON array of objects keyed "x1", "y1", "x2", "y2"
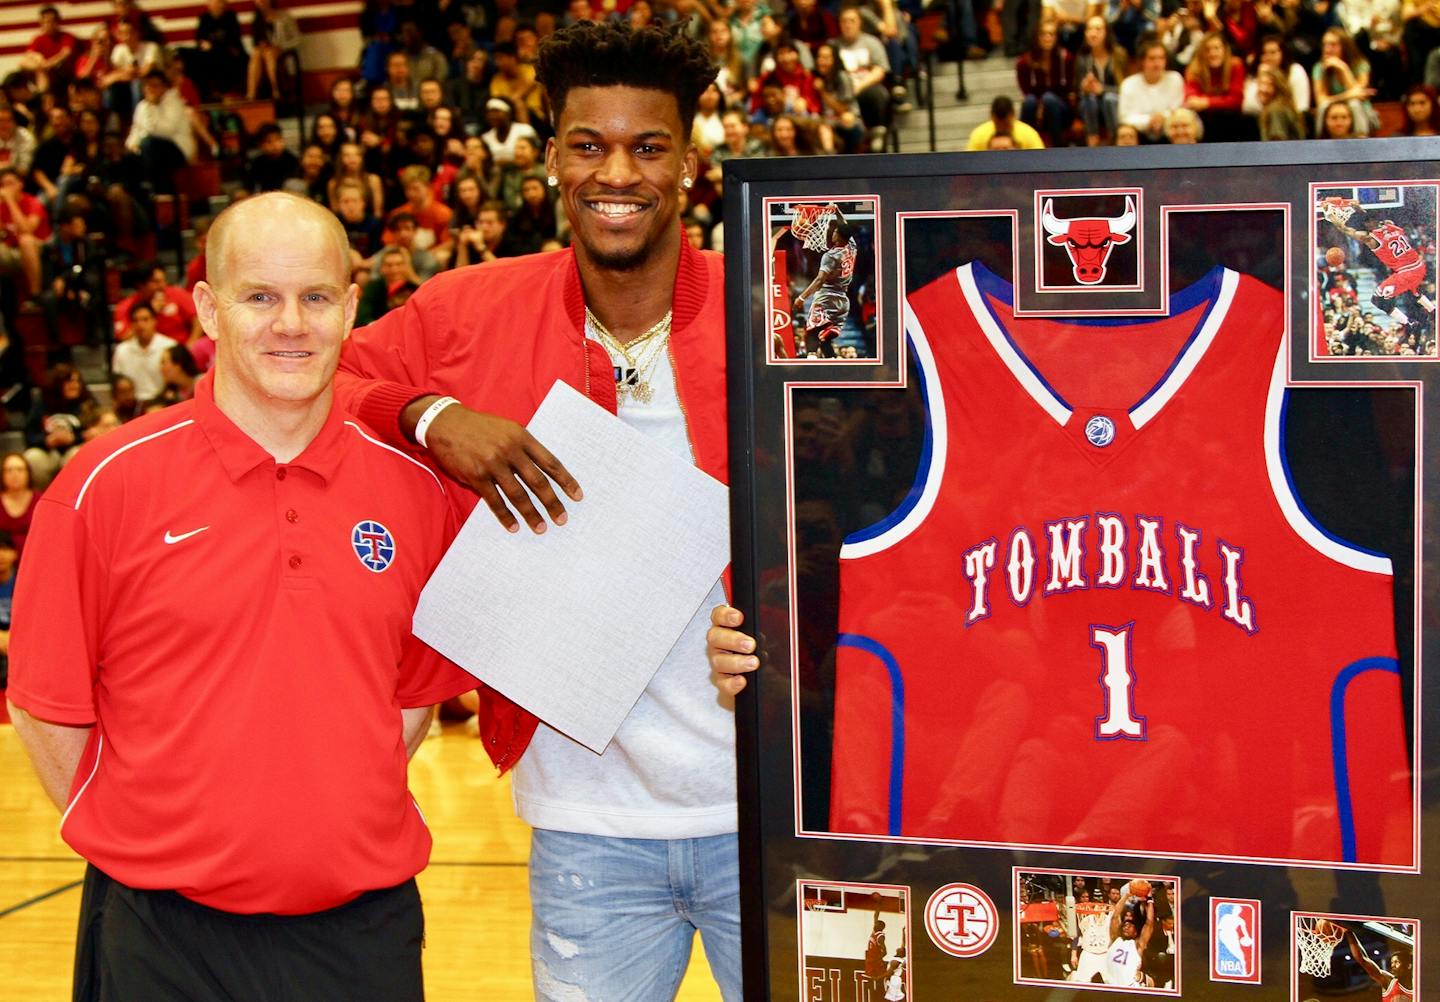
[{"x1": 417, "y1": 399, "x2": 583, "y2": 533}]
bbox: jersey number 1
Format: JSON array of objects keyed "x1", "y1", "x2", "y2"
[{"x1": 1091, "y1": 623, "x2": 1146, "y2": 740}]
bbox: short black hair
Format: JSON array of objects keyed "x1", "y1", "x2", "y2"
[
  {"x1": 128, "y1": 299, "x2": 156, "y2": 319},
  {"x1": 991, "y1": 95, "x2": 1014, "y2": 120},
  {"x1": 537, "y1": 22, "x2": 716, "y2": 134}
]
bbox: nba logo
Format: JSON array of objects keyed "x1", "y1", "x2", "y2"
[
  {"x1": 1210, "y1": 898, "x2": 1260, "y2": 984},
  {"x1": 351, "y1": 520, "x2": 396, "y2": 573}
]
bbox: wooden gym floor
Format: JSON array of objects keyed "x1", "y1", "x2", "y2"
[{"x1": 0, "y1": 721, "x2": 723, "y2": 1001}]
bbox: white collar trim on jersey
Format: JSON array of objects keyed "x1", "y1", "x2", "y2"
[{"x1": 956, "y1": 263, "x2": 1239, "y2": 432}]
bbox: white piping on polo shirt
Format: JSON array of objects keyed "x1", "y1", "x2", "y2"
[
  {"x1": 59, "y1": 734, "x2": 103, "y2": 833},
  {"x1": 343, "y1": 421, "x2": 446, "y2": 494},
  {"x1": 74, "y1": 420, "x2": 196, "y2": 510}
]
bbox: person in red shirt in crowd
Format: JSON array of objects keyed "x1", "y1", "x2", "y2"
[
  {"x1": 0, "y1": 167, "x2": 49, "y2": 298},
  {"x1": 7, "y1": 192, "x2": 475, "y2": 1002},
  {"x1": 112, "y1": 261, "x2": 201, "y2": 344},
  {"x1": 385, "y1": 165, "x2": 453, "y2": 269},
  {"x1": 754, "y1": 38, "x2": 824, "y2": 117},
  {"x1": 0, "y1": 452, "x2": 39, "y2": 560},
  {"x1": 1184, "y1": 31, "x2": 1250, "y2": 142},
  {"x1": 19, "y1": 6, "x2": 79, "y2": 94},
  {"x1": 789, "y1": 0, "x2": 840, "y2": 53}
]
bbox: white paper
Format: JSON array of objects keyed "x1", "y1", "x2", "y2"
[{"x1": 413, "y1": 379, "x2": 730, "y2": 753}]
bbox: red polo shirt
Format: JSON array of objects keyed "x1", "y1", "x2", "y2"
[{"x1": 9, "y1": 376, "x2": 474, "y2": 915}]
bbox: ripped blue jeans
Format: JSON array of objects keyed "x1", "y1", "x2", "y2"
[{"x1": 528, "y1": 829, "x2": 742, "y2": 1001}]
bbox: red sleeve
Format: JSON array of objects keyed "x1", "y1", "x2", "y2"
[
  {"x1": 335, "y1": 290, "x2": 440, "y2": 447},
  {"x1": 7, "y1": 499, "x2": 104, "y2": 725},
  {"x1": 1211, "y1": 61, "x2": 1246, "y2": 110}
]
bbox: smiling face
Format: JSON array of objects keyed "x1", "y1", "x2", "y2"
[
  {"x1": 197, "y1": 196, "x2": 357, "y2": 420},
  {"x1": 546, "y1": 84, "x2": 694, "y2": 273},
  {"x1": 1084, "y1": 16, "x2": 1106, "y2": 50},
  {"x1": 1324, "y1": 100, "x2": 1354, "y2": 136},
  {"x1": 1203, "y1": 36, "x2": 1225, "y2": 69}
]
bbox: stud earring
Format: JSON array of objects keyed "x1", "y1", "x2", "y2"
[
  {"x1": 546, "y1": 175, "x2": 559, "y2": 187},
  {"x1": 681, "y1": 177, "x2": 693, "y2": 190}
]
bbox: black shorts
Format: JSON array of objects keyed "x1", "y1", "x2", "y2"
[{"x1": 73, "y1": 865, "x2": 425, "y2": 1002}]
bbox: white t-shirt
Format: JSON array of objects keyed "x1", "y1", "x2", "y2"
[
  {"x1": 482, "y1": 123, "x2": 540, "y2": 167},
  {"x1": 511, "y1": 322, "x2": 736, "y2": 839},
  {"x1": 111, "y1": 333, "x2": 178, "y2": 402}
]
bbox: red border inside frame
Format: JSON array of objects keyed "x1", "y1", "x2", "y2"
[
  {"x1": 1010, "y1": 865, "x2": 1182, "y2": 997},
  {"x1": 1290, "y1": 910, "x2": 1421, "y2": 1002},
  {"x1": 795, "y1": 879, "x2": 913, "y2": 1001},
  {"x1": 1306, "y1": 179, "x2": 1440, "y2": 363},
  {"x1": 784, "y1": 204, "x2": 1425, "y2": 876},
  {"x1": 1032, "y1": 187, "x2": 1146, "y2": 296},
  {"x1": 760, "y1": 194, "x2": 886, "y2": 366},
  {"x1": 1210, "y1": 897, "x2": 1263, "y2": 985}
]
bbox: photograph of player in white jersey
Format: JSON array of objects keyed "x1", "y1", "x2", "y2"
[
  {"x1": 1293, "y1": 913, "x2": 1417, "y2": 1002},
  {"x1": 798, "y1": 881, "x2": 910, "y2": 1002},
  {"x1": 1016, "y1": 868, "x2": 1180, "y2": 995},
  {"x1": 765, "y1": 197, "x2": 880, "y2": 361},
  {"x1": 1313, "y1": 182, "x2": 1438, "y2": 359}
]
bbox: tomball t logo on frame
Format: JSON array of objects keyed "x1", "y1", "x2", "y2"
[
  {"x1": 352, "y1": 520, "x2": 396, "y2": 572},
  {"x1": 1210, "y1": 898, "x2": 1260, "y2": 984},
  {"x1": 925, "y1": 883, "x2": 997, "y2": 958}
]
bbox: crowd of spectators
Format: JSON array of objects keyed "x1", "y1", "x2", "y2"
[
  {"x1": 975, "y1": 0, "x2": 1440, "y2": 150},
  {"x1": 0, "y1": 0, "x2": 1435, "y2": 525}
]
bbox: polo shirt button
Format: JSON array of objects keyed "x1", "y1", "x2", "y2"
[
  {"x1": 286, "y1": 509, "x2": 298, "y2": 523},
  {"x1": 289, "y1": 555, "x2": 302, "y2": 569},
  {"x1": 276, "y1": 468, "x2": 287, "y2": 480}
]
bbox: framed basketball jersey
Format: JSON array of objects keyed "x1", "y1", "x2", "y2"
[{"x1": 724, "y1": 141, "x2": 1436, "y2": 1001}]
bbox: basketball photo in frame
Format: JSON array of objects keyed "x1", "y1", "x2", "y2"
[{"x1": 765, "y1": 196, "x2": 881, "y2": 362}]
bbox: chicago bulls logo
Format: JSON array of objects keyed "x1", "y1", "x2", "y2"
[{"x1": 1042, "y1": 196, "x2": 1137, "y2": 286}]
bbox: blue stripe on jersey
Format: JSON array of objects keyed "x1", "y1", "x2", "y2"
[
  {"x1": 1330, "y1": 657, "x2": 1403, "y2": 863},
  {"x1": 1277, "y1": 392, "x2": 1391, "y2": 560},
  {"x1": 837, "y1": 633, "x2": 906, "y2": 836},
  {"x1": 842, "y1": 336, "x2": 934, "y2": 545}
]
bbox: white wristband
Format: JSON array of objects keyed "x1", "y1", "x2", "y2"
[{"x1": 414, "y1": 396, "x2": 460, "y2": 449}]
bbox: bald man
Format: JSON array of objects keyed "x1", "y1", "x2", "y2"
[{"x1": 7, "y1": 193, "x2": 474, "y2": 1002}]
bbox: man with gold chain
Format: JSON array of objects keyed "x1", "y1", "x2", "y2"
[{"x1": 335, "y1": 21, "x2": 754, "y2": 1002}]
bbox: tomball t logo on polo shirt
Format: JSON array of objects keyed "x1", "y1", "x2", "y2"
[{"x1": 351, "y1": 520, "x2": 396, "y2": 572}]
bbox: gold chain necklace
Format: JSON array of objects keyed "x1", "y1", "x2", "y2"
[{"x1": 586, "y1": 307, "x2": 673, "y2": 405}]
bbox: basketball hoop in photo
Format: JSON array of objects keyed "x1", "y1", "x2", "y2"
[
  {"x1": 1295, "y1": 917, "x2": 1346, "y2": 977},
  {"x1": 798, "y1": 880, "x2": 911, "y2": 1002},
  {"x1": 762, "y1": 196, "x2": 882, "y2": 362},
  {"x1": 1292, "y1": 912, "x2": 1417, "y2": 1002}
]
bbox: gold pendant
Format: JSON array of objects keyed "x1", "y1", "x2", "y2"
[{"x1": 631, "y1": 380, "x2": 653, "y2": 404}]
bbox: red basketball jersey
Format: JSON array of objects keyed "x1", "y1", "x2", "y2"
[
  {"x1": 1382, "y1": 979, "x2": 1414, "y2": 1002},
  {"x1": 1370, "y1": 222, "x2": 1423, "y2": 273},
  {"x1": 829, "y1": 263, "x2": 1414, "y2": 867}
]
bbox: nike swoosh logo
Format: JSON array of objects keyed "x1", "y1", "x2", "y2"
[{"x1": 164, "y1": 526, "x2": 211, "y2": 545}]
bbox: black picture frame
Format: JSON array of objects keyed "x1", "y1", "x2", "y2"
[{"x1": 724, "y1": 139, "x2": 1437, "y2": 1002}]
